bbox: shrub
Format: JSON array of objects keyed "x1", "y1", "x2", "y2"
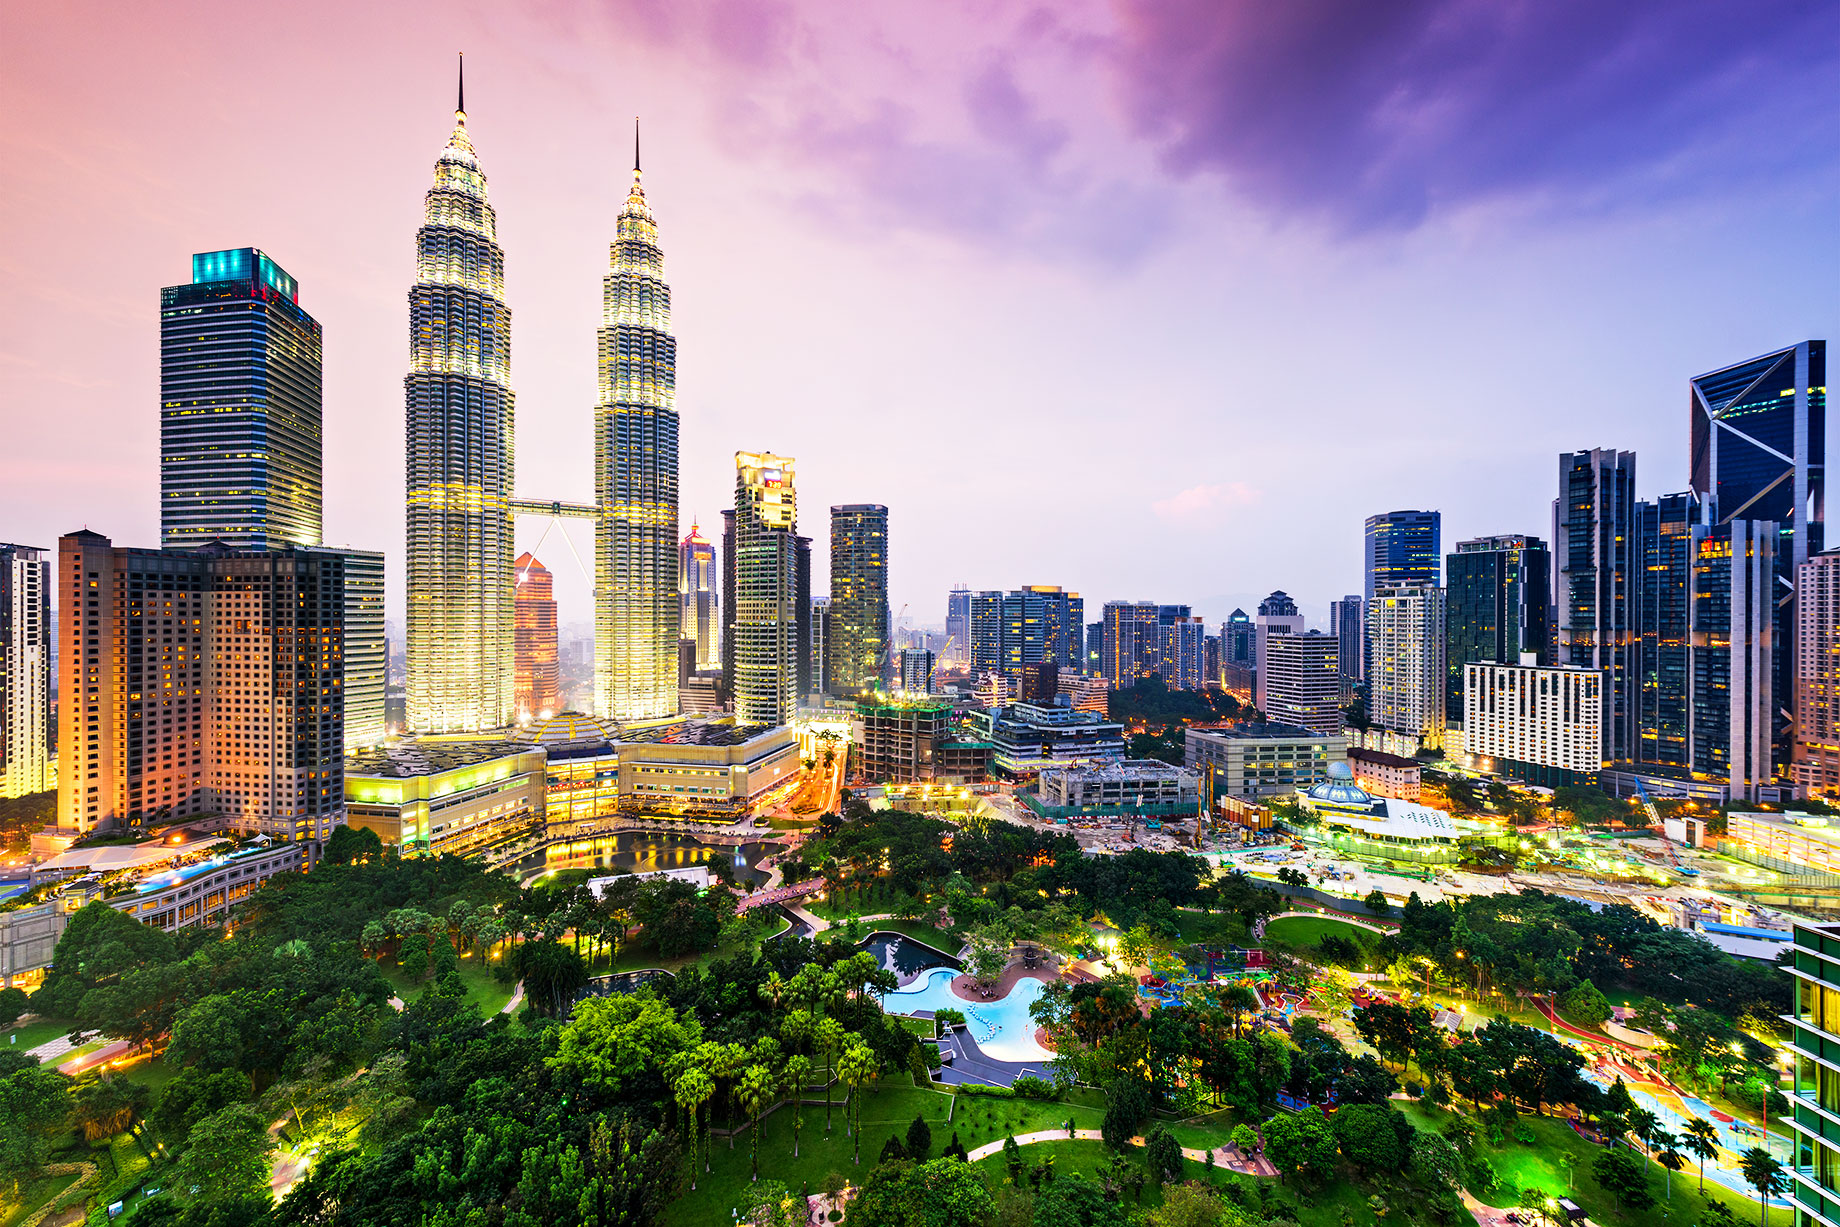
[
  {"x1": 1512, "y1": 1124, "x2": 1536, "y2": 1146},
  {"x1": 957, "y1": 1083, "x2": 1014, "y2": 1098},
  {"x1": 1010, "y1": 1076, "x2": 1054, "y2": 1100}
]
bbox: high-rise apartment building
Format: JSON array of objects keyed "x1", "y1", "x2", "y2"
[
  {"x1": 810, "y1": 597, "x2": 831, "y2": 698},
  {"x1": 829, "y1": 504, "x2": 890, "y2": 696},
  {"x1": 1102, "y1": 601, "x2": 1189, "y2": 683},
  {"x1": 1, "y1": 545, "x2": 51, "y2": 798},
  {"x1": 514, "y1": 552, "x2": 560, "y2": 722},
  {"x1": 1463, "y1": 659, "x2": 1602, "y2": 786},
  {"x1": 945, "y1": 586, "x2": 971, "y2": 667},
  {"x1": 1368, "y1": 584, "x2": 1445, "y2": 750},
  {"x1": 795, "y1": 535, "x2": 813, "y2": 702},
  {"x1": 732, "y1": 453, "x2": 799, "y2": 726},
  {"x1": 1261, "y1": 632, "x2": 1343, "y2": 736},
  {"x1": 1795, "y1": 551, "x2": 1840, "y2": 797},
  {"x1": 405, "y1": 74, "x2": 516, "y2": 733},
  {"x1": 1444, "y1": 535, "x2": 1550, "y2": 725},
  {"x1": 1554, "y1": 449, "x2": 1637, "y2": 763},
  {"x1": 1160, "y1": 616, "x2": 1206, "y2": 690},
  {"x1": 595, "y1": 131, "x2": 680, "y2": 721},
  {"x1": 59, "y1": 531, "x2": 346, "y2": 840},
  {"x1": 1327, "y1": 596, "x2": 1363, "y2": 683},
  {"x1": 899, "y1": 649, "x2": 936, "y2": 694},
  {"x1": 1364, "y1": 510, "x2": 1440, "y2": 601},
  {"x1": 1253, "y1": 592, "x2": 1306, "y2": 711},
  {"x1": 679, "y1": 524, "x2": 718, "y2": 672},
  {"x1": 161, "y1": 249, "x2": 323, "y2": 551}
]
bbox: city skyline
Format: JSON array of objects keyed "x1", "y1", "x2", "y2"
[{"x1": 2, "y1": 2, "x2": 1836, "y2": 634}]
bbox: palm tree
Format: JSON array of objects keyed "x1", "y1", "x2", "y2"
[
  {"x1": 759, "y1": 970, "x2": 788, "y2": 1013},
  {"x1": 1683, "y1": 1118, "x2": 1720, "y2": 1194},
  {"x1": 673, "y1": 1068, "x2": 715, "y2": 1188},
  {"x1": 1654, "y1": 1129, "x2": 1684, "y2": 1202},
  {"x1": 1557, "y1": 1151, "x2": 1575, "y2": 1192},
  {"x1": 1740, "y1": 1147, "x2": 1787, "y2": 1227},
  {"x1": 837, "y1": 1042, "x2": 880, "y2": 1164},
  {"x1": 708, "y1": 1042, "x2": 747, "y2": 1150},
  {"x1": 784, "y1": 1055, "x2": 813, "y2": 1159},
  {"x1": 738, "y1": 1064, "x2": 776, "y2": 1182},
  {"x1": 816, "y1": 1017, "x2": 846, "y2": 1135},
  {"x1": 1626, "y1": 1107, "x2": 1659, "y2": 1157}
]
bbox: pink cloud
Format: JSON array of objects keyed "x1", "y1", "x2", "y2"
[{"x1": 1152, "y1": 482, "x2": 1258, "y2": 520}]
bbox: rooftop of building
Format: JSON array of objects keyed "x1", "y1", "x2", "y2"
[
  {"x1": 347, "y1": 740, "x2": 537, "y2": 779},
  {"x1": 1040, "y1": 758, "x2": 1198, "y2": 782},
  {"x1": 1189, "y1": 722, "x2": 1341, "y2": 742},
  {"x1": 997, "y1": 701, "x2": 1121, "y2": 728},
  {"x1": 854, "y1": 694, "x2": 954, "y2": 715},
  {"x1": 1347, "y1": 747, "x2": 1421, "y2": 769}
]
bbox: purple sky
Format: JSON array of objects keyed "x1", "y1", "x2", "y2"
[{"x1": 3, "y1": 0, "x2": 1836, "y2": 636}]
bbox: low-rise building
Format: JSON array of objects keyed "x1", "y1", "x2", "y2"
[
  {"x1": 853, "y1": 697, "x2": 953, "y2": 783},
  {"x1": 1294, "y1": 762, "x2": 1466, "y2": 863},
  {"x1": 1721, "y1": 810, "x2": 1840, "y2": 879},
  {"x1": 1184, "y1": 723, "x2": 1347, "y2": 800},
  {"x1": 344, "y1": 742, "x2": 548, "y2": 860},
  {"x1": 979, "y1": 699, "x2": 1126, "y2": 779},
  {"x1": 1056, "y1": 670, "x2": 1110, "y2": 714},
  {"x1": 1036, "y1": 758, "x2": 1199, "y2": 815},
  {"x1": 1347, "y1": 747, "x2": 1421, "y2": 801}
]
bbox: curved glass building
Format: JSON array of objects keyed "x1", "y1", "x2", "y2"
[{"x1": 405, "y1": 68, "x2": 516, "y2": 733}]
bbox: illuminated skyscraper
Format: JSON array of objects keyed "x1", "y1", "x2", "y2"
[
  {"x1": 733, "y1": 453, "x2": 799, "y2": 726},
  {"x1": 514, "y1": 552, "x2": 560, "y2": 722},
  {"x1": 679, "y1": 523, "x2": 718, "y2": 671},
  {"x1": 405, "y1": 60, "x2": 516, "y2": 732},
  {"x1": 1555, "y1": 449, "x2": 1637, "y2": 762},
  {"x1": 828, "y1": 504, "x2": 889, "y2": 696},
  {"x1": 161, "y1": 248, "x2": 322, "y2": 551},
  {"x1": 596, "y1": 123, "x2": 681, "y2": 720},
  {"x1": 1, "y1": 545, "x2": 50, "y2": 799},
  {"x1": 1364, "y1": 510, "x2": 1441, "y2": 600},
  {"x1": 1444, "y1": 535, "x2": 1549, "y2": 724}
]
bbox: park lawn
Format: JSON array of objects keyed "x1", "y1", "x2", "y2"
[
  {"x1": 114, "y1": 1055, "x2": 178, "y2": 1096},
  {"x1": 970, "y1": 1139, "x2": 1244, "y2": 1210},
  {"x1": 860, "y1": 919, "x2": 959, "y2": 952},
  {"x1": 4, "y1": 1013, "x2": 78, "y2": 1053},
  {"x1": 378, "y1": 953, "x2": 515, "y2": 1016},
  {"x1": 1163, "y1": 1106, "x2": 1252, "y2": 1151},
  {"x1": 666, "y1": 1080, "x2": 1108, "y2": 1225},
  {"x1": 1399, "y1": 1103, "x2": 1764, "y2": 1227},
  {"x1": 810, "y1": 886, "x2": 921, "y2": 921},
  {"x1": 0, "y1": 1168, "x2": 82, "y2": 1227},
  {"x1": 1264, "y1": 916, "x2": 1382, "y2": 969}
]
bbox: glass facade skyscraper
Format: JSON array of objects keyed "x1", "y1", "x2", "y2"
[
  {"x1": 405, "y1": 73, "x2": 516, "y2": 733},
  {"x1": 828, "y1": 504, "x2": 889, "y2": 696},
  {"x1": 595, "y1": 130, "x2": 681, "y2": 721},
  {"x1": 1443, "y1": 535, "x2": 1550, "y2": 724},
  {"x1": 1555, "y1": 449, "x2": 1638, "y2": 763},
  {"x1": 1364, "y1": 510, "x2": 1440, "y2": 601},
  {"x1": 680, "y1": 524, "x2": 718, "y2": 671},
  {"x1": 161, "y1": 248, "x2": 322, "y2": 550},
  {"x1": 732, "y1": 452, "x2": 799, "y2": 726},
  {"x1": 1634, "y1": 491, "x2": 1709, "y2": 770}
]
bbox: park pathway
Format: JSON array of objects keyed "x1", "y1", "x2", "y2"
[{"x1": 962, "y1": 1128, "x2": 1276, "y2": 1177}]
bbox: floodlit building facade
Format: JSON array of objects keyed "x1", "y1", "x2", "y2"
[
  {"x1": 1184, "y1": 724, "x2": 1348, "y2": 801},
  {"x1": 405, "y1": 75, "x2": 516, "y2": 733},
  {"x1": 1463, "y1": 658, "x2": 1603, "y2": 787},
  {"x1": 595, "y1": 132, "x2": 681, "y2": 721},
  {"x1": 160, "y1": 248, "x2": 323, "y2": 551},
  {"x1": 340, "y1": 549, "x2": 387, "y2": 751},
  {"x1": 853, "y1": 697, "x2": 951, "y2": 783},
  {"x1": 514, "y1": 552, "x2": 561, "y2": 722},
  {"x1": 732, "y1": 452, "x2": 800, "y2": 726},
  {"x1": 1365, "y1": 510, "x2": 1440, "y2": 601},
  {"x1": 1261, "y1": 631, "x2": 1343, "y2": 736},
  {"x1": 1, "y1": 545, "x2": 51, "y2": 798},
  {"x1": 1253, "y1": 592, "x2": 1306, "y2": 710},
  {"x1": 344, "y1": 741, "x2": 547, "y2": 861}
]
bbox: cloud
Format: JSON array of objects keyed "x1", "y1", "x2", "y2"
[
  {"x1": 1152, "y1": 482, "x2": 1258, "y2": 520},
  {"x1": 1106, "y1": 0, "x2": 1840, "y2": 231}
]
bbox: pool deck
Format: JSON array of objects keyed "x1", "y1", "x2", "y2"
[{"x1": 935, "y1": 1024, "x2": 1053, "y2": 1088}]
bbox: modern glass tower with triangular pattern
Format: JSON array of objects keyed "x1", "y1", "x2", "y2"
[
  {"x1": 594, "y1": 126, "x2": 681, "y2": 720},
  {"x1": 405, "y1": 61, "x2": 517, "y2": 733}
]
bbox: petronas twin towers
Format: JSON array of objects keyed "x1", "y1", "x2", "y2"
[{"x1": 405, "y1": 61, "x2": 679, "y2": 733}]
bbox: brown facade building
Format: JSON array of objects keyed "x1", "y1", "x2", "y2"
[{"x1": 514, "y1": 552, "x2": 560, "y2": 722}]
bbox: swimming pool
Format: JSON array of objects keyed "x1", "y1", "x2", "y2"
[{"x1": 882, "y1": 968, "x2": 1054, "y2": 1064}]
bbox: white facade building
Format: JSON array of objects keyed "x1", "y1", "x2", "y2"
[
  {"x1": 1463, "y1": 657, "x2": 1603, "y2": 782},
  {"x1": 1368, "y1": 584, "x2": 1446, "y2": 751}
]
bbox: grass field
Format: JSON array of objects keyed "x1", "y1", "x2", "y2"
[
  {"x1": 0, "y1": 1168, "x2": 82, "y2": 1227},
  {"x1": 3, "y1": 1013, "x2": 78, "y2": 1054},
  {"x1": 1399, "y1": 1103, "x2": 1765, "y2": 1227},
  {"x1": 378, "y1": 952, "x2": 515, "y2": 1016},
  {"x1": 1263, "y1": 916, "x2": 1382, "y2": 968},
  {"x1": 665, "y1": 1079, "x2": 1110, "y2": 1225}
]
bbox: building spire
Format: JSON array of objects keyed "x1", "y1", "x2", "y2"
[
  {"x1": 633, "y1": 117, "x2": 641, "y2": 173},
  {"x1": 457, "y1": 52, "x2": 466, "y2": 120}
]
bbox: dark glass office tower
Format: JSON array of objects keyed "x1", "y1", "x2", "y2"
[
  {"x1": 946, "y1": 586, "x2": 971, "y2": 666},
  {"x1": 1444, "y1": 536, "x2": 1550, "y2": 723},
  {"x1": 1327, "y1": 595, "x2": 1363, "y2": 682},
  {"x1": 1222, "y1": 610, "x2": 1254, "y2": 667},
  {"x1": 1691, "y1": 340, "x2": 1826, "y2": 781},
  {"x1": 1688, "y1": 521, "x2": 1777, "y2": 794},
  {"x1": 161, "y1": 248, "x2": 322, "y2": 550},
  {"x1": 795, "y1": 534, "x2": 813, "y2": 700},
  {"x1": 1555, "y1": 449, "x2": 1638, "y2": 762},
  {"x1": 828, "y1": 505, "x2": 889, "y2": 696},
  {"x1": 1635, "y1": 492, "x2": 1708, "y2": 769},
  {"x1": 1364, "y1": 510, "x2": 1440, "y2": 601}
]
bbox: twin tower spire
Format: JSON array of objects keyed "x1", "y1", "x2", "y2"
[{"x1": 404, "y1": 55, "x2": 680, "y2": 734}]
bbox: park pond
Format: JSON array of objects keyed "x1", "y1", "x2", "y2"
[
  {"x1": 882, "y1": 967, "x2": 1054, "y2": 1064},
  {"x1": 530, "y1": 832, "x2": 777, "y2": 885}
]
